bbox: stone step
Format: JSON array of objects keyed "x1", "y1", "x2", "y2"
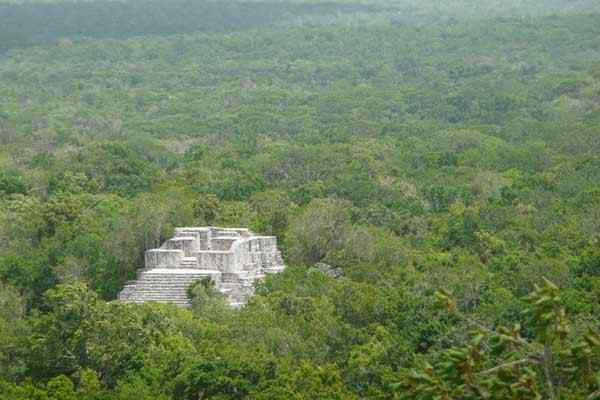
[
  {"x1": 213, "y1": 230, "x2": 240, "y2": 238},
  {"x1": 138, "y1": 276, "x2": 204, "y2": 278},
  {"x1": 133, "y1": 284, "x2": 198, "y2": 288},
  {"x1": 131, "y1": 293, "x2": 190, "y2": 296},
  {"x1": 129, "y1": 298, "x2": 189, "y2": 302},
  {"x1": 136, "y1": 279, "x2": 196, "y2": 282},
  {"x1": 140, "y1": 272, "x2": 213, "y2": 276},
  {"x1": 137, "y1": 277, "x2": 206, "y2": 281},
  {"x1": 130, "y1": 296, "x2": 189, "y2": 300},
  {"x1": 129, "y1": 288, "x2": 191, "y2": 292},
  {"x1": 136, "y1": 276, "x2": 202, "y2": 280},
  {"x1": 132, "y1": 295, "x2": 190, "y2": 298},
  {"x1": 135, "y1": 283, "x2": 192, "y2": 286},
  {"x1": 130, "y1": 300, "x2": 190, "y2": 305},
  {"x1": 129, "y1": 285, "x2": 191, "y2": 289},
  {"x1": 138, "y1": 287, "x2": 189, "y2": 290},
  {"x1": 131, "y1": 290, "x2": 189, "y2": 293},
  {"x1": 130, "y1": 293, "x2": 188, "y2": 301},
  {"x1": 131, "y1": 286, "x2": 189, "y2": 290},
  {"x1": 134, "y1": 279, "x2": 199, "y2": 282},
  {"x1": 132, "y1": 290, "x2": 193, "y2": 294},
  {"x1": 132, "y1": 287, "x2": 189, "y2": 290},
  {"x1": 138, "y1": 273, "x2": 206, "y2": 277},
  {"x1": 134, "y1": 293, "x2": 188, "y2": 296},
  {"x1": 138, "y1": 275, "x2": 216, "y2": 279}
]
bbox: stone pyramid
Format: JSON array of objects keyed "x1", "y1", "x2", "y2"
[{"x1": 118, "y1": 227, "x2": 285, "y2": 307}]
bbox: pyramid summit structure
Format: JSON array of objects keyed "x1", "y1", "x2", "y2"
[{"x1": 118, "y1": 227, "x2": 285, "y2": 307}]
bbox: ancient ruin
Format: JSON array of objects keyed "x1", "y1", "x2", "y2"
[{"x1": 118, "y1": 227, "x2": 285, "y2": 307}]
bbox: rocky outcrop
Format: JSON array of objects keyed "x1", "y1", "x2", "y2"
[
  {"x1": 118, "y1": 227, "x2": 285, "y2": 307},
  {"x1": 313, "y1": 262, "x2": 344, "y2": 279}
]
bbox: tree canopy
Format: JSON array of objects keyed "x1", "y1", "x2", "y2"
[{"x1": 0, "y1": 0, "x2": 599, "y2": 398}]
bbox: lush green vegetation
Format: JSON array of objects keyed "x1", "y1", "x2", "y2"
[{"x1": 1, "y1": 0, "x2": 599, "y2": 398}]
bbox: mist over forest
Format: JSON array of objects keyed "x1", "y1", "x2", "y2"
[{"x1": 0, "y1": 0, "x2": 599, "y2": 398}]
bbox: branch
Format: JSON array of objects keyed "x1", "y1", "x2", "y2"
[
  {"x1": 543, "y1": 342, "x2": 557, "y2": 400},
  {"x1": 588, "y1": 389, "x2": 600, "y2": 400},
  {"x1": 461, "y1": 314, "x2": 538, "y2": 352},
  {"x1": 476, "y1": 358, "x2": 534, "y2": 376}
]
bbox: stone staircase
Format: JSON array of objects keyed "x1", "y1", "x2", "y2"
[
  {"x1": 218, "y1": 271, "x2": 260, "y2": 308},
  {"x1": 120, "y1": 269, "x2": 220, "y2": 307}
]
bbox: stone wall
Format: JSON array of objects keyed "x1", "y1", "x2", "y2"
[{"x1": 145, "y1": 249, "x2": 184, "y2": 268}]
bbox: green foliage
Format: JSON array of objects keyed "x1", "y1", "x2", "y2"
[
  {"x1": 286, "y1": 197, "x2": 353, "y2": 265},
  {"x1": 0, "y1": 0, "x2": 600, "y2": 398},
  {"x1": 0, "y1": 284, "x2": 28, "y2": 380},
  {"x1": 0, "y1": 169, "x2": 29, "y2": 197},
  {"x1": 187, "y1": 278, "x2": 232, "y2": 322},
  {"x1": 400, "y1": 280, "x2": 600, "y2": 399}
]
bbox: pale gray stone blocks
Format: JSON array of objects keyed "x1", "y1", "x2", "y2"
[{"x1": 119, "y1": 227, "x2": 285, "y2": 307}]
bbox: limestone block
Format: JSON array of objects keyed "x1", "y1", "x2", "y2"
[
  {"x1": 212, "y1": 237, "x2": 237, "y2": 251},
  {"x1": 145, "y1": 249, "x2": 184, "y2": 268},
  {"x1": 175, "y1": 227, "x2": 211, "y2": 250},
  {"x1": 196, "y1": 251, "x2": 235, "y2": 273},
  {"x1": 198, "y1": 239, "x2": 209, "y2": 250},
  {"x1": 243, "y1": 263, "x2": 261, "y2": 273},
  {"x1": 164, "y1": 236, "x2": 199, "y2": 256},
  {"x1": 118, "y1": 283, "x2": 136, "y2": 300},
  {"x1": 249, "y1": 239, "x2": 260, "y2": 252},
  {"x1": 175, "y1": 227, "x2": 210, "y2": 236},
  {"x1": 237, "y1": 229, "x2": 251, "y2": 237},
  {"x1": 212, "y1": 228, "x2": 239, "y2": 238},
  {"x1": 256, "y1": 236, "x2": 277, "y2": 252}
]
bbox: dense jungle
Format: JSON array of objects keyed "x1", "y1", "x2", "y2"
[{"x1": 0, "y1": 0, "x2": 599, "y2": 398}]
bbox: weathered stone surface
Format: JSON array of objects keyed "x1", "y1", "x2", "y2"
[
  {"x1": 119, "y1": 227, "x2": 285, "y2": 307},
  {"x1": 145, "y1": 249, "x2": 184, "y2": 269}
]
